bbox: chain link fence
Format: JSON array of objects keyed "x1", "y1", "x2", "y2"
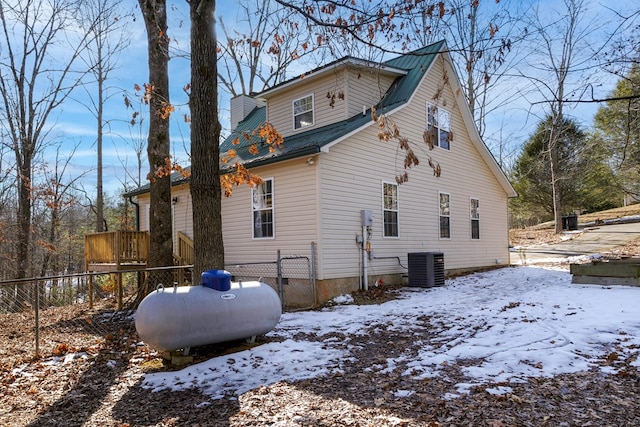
[
  {"x1": 0, "y1": 266, "x2": 192, "y2": 364},
  {"x1": 1, "y1": 246, "x2": 316, "y2": 361},
  {"x1": 225, "y1": 251, "x2": 316, "y2": 311}
]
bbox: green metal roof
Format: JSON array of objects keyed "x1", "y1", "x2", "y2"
[{"x1": 124, "y1": 40, "x2": 445, "y2": 197}]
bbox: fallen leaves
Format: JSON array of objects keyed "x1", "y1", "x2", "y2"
[{"x1": 1, "y1": 289, "x2": 639, "y2": 426}]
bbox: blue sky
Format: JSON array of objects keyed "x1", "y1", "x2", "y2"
[{"x1": 38, "y1": 0, "x2": 638, "y2": 198}]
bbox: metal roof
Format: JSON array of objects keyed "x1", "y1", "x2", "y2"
[
  {"x1": 217, "y1": 40, "x2": 446, "y2": 168},
  {"x1": 124, "y1": 40, "x2": 449, "y2": 197}
]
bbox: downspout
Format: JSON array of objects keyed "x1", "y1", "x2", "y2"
[{"x1": 128, "y1": 196, "x2": 140, "y2": 231}]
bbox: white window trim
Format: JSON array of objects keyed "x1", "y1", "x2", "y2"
[
  {"x1": 470, "y1": 197, "x2": 480, "y2": 240},
  {"x1": 438, "y1": 191, "x2": 451, "y2": 240},
  {"x1": 382, "y1": 181, "x2": 399, "y2": 238},
  {"x1": 293, "y1": 93, "x2": 315, "y2": 130},
  {"x1": 251, "y1": 178, "x2": 275, "y2": 240},
  {"x1": 427, "y1": 102, "x2": 451, "y2": 150}
]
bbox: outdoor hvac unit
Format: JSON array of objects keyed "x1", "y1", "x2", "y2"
[{"x1": 408, "y1": 252, "x2": 445, "y2": 287}]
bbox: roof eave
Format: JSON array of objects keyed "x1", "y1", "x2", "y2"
[{"x1": 259, "y1": 58, "x2": 408, "y2": 99}]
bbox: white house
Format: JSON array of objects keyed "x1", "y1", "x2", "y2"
[{"x1": 126, "y1": 41, "x2": 517, "y2": 304}]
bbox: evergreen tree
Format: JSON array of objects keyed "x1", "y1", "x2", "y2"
[
  {"x1": 593, "y1": 64, "x2": 640, "y2": 201},
  {"x1": 510, "y1": 115, "x2": 621, "y2": 226}
]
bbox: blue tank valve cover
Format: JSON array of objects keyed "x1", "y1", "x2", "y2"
[{"x1": 201, "y1": 269, "x2": 231, "y2": 291}]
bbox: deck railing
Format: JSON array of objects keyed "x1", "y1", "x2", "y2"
[
  {"x1": 85, "y1": 231, "x2": 150, "y2": 268},
  {"x1": 177, "y1": 231, "x2": 194, "y2": 265}
]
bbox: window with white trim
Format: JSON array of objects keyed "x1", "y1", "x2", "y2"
[
  {"x1": 252, "y1": 179, "x2": 274, "y2": 238},
  {"x1": 439, "y1": 192, "x2": 450, "y2": 239},
  {"x1": 427, "y1": 103, "x2": 450, "y2": 150},
  {"x1": 383, "y1": 182, "x2": 399, "y2": 237},
  {"x1": 470, "y1": 198, "x2": 480, "y2": 240},
  {"x1": 293, "y1": 94, "x2": 314, "y2": 129}
]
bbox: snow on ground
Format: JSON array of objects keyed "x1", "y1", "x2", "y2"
[{"x1": 141, "y1": 265, "x2": 640, "y2": 400}]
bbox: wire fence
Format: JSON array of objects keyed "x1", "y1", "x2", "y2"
[
  {"x1": 0, "y1": 266, "x2": 192, "y2": 364},
  {"x1": 225, "y1": 249, "x2": 316, "y2": 311},
  {"x1": 1, "y1": 246, "x2": 316, "y2": 361}
]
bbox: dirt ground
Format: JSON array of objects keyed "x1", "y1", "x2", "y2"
[{"x1": 2, "y1": 221, "x2": 640, "y2": 426}]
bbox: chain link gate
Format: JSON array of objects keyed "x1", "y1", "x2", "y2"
[{"x1": 225, "y1": 243, "x2": 317, "y2": 311}]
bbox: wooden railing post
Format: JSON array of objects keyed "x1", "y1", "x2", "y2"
[
  {"x1": 89, "y1": 274, "x2": 94, "y2": 308},
  {"x1": 117, "y1": 272, "x2": 123, "y2": 310}
]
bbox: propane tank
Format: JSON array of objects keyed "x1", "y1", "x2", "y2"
[{"x1": 135, "y1": 270, "x2": 282, "y2": 352}]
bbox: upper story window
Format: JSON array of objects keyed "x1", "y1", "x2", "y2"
[
  {"x1": 427, "y1": 103, "x2": 450, "y2": 150},
  {"x1": 252, "y1": 178, "x2": 274, "y2": 238},
  {"x1": 470, "y1": 198, "x2": 480, "y2": 240},
  {"x1": 439, "y1": 192, "x2": 450, "y2": 239},
  {"x1": 293, "y1": 94, "x2": 314, "y2": 130},
  {"x1": 382, "y1": 182, "x2": 399, "y2": 237}
]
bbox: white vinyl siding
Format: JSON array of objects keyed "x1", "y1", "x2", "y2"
[
  {"x1": 265, "y1": 72, "x2": 346, "y2": 137},
  {"x1": 221, "y1": 158, "x2": 319, "y2": 266},
  {"x1": 346, "y1": 68, "x2": 396, "y2": 117}
]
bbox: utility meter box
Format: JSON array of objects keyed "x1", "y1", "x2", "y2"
[{"x1": 361, "y1": 210, "x2": 373, "y2": 226}]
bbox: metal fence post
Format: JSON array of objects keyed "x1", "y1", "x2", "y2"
[
  {"x1": 311, "y1": 242, "x2": 317, "y2": 307},
  {"x1": 34, "y1": 279, "x2": 40, "y2": 356},
  {"x1": 276, "y1": 249, "x2": 284, "y2": 307}
]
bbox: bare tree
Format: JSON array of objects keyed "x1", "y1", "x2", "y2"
[
  {"x1": 0, "y1": 132, "x2": 17, "y2": 280},
  {"x1": 440, "y1": 0, "x2": 523, "y2": 139},
  {"x1": 35, "y1": 144, "x2": 87, "y2": 277},
  {"x1": 217, "y1": 0, "x2": 313, "y2": 96},
  {"x1": 521, "y1": 0, "x2": 612, "y2": 233},
  {"x1": 0, "y1": 0, "x2": 93, "y2": 298},
  {"x1": 138, "y1": 0, "x2": 174, "y2": 269},
  {"x1": 116, "y1": 106, "x2": 147, "y2": 191},
  {"x1": 78, "y1": 0, "x2": 131, "y2": 232}
]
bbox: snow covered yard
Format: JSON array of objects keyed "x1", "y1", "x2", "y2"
[
  {"x1": 143, "y1": 265, "x2": 640, "y2": 400},
  {"x1": 5, "y1": 264, "x2": 640, "y2": 426}
]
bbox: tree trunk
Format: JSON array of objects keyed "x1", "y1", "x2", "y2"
[
  {"x1": 549, "y1": 114, "x2": 564, "y2": 234},
  {"x1": 14, "y1": 161, "x2": 31, "y2": 310},
  {"x1": 96, "y1": 54, "x2": 105, "y2": 232},
  {"x1": 138, "y1": 0, "x2": 174, "y2": 272},
  {"x1": 190, "y1": 0, "x2": 224, "y2": 282}
]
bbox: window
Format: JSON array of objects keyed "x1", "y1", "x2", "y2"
[
  {"x1": 470, "y1": 198, "x2": 480, "y2": 240},
  {"x1": 439, "y1": 192, "x2": 450, "y2": 239},
  {"x1": 293, "y1": 94, "x2": 314, "y2": 129},
  {"x1": 252, "y1": 179, "x2": 274, "y2": 238},
  {"x1": 427, "y1": 103, "x2": 450, "y2": 150},
  {"x1": 383, "y1": 182, "x2": 399, "y2": 237}
]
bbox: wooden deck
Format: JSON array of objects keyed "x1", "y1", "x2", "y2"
[
  {"x1": 85, "y1": 231, "x2": 150, "y2": 272},
  {"x1": 84, "y1": 230, "x2": 195, "y2": 309},
  {"x1": 84, "y1": 230, "x2": 194, "y2": 272}
]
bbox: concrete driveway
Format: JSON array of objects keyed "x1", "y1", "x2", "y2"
[{"x1": 510, "y1": 221, "x2": 640, "y2": 265}]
